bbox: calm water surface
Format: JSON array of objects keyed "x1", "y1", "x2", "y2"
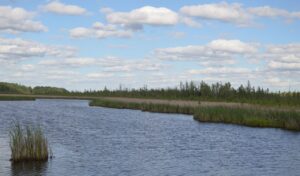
[{"x1": 0, "y1": 99, "x2": 300, "y2": 176}]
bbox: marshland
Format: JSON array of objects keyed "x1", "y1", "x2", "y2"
[
  {"x1": 2, "y1": 81, "x2": 300, "y2": 131},
  {"x1": 0, "y1": 81, "x2": 300, "y2": 175}
]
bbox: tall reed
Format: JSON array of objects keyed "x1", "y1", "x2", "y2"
[{"x1": 9, "y1": 122, "x2": 52, "y2": 162}]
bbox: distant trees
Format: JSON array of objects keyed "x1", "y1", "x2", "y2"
[
  {"x1": 1, "y1": 81, "x2": 299, "y2": 107},
  {"x1": 0, "y1": 82, "x2": 32, "y2": 94},
  {"x1": 32, "y1": 86, "x2": 69, "y2": 95},
  {"x1": 0, "y1": 82, "x2": 68, "y2": 95},
  {"x1": 75, "y1": 80, "x2": 300, "y2": 106}
]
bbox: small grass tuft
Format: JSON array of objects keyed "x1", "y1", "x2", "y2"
[{"x1": 9, "y1": 121, "x2": 52, "y2": 162}]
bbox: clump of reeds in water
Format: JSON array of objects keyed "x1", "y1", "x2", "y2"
[{"x1": 9, "y1": 122, "x2": 52, "y2": 162}]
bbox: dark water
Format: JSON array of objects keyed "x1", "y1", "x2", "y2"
[{"x1": 0, "y1": 99, "x2": 300, "y2": 176}]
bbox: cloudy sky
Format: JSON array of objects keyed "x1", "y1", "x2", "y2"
[{"x1": 0, "y1": 0, "x2": 300, "y2": 91}]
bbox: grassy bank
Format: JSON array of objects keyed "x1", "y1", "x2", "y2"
[
  {"x1": 9, "y1": 122, "x2": 52, "y2": 162},
  {"x1": 194, "y1": 107, "x2": 300, "y2": 131},
  {"x1": 0, "y1": 95, "x2": 35, "y2": 101},
  {"x1": 90, "y1": 99, "x2": 195, "y2": 115},
  {"x1": 90, "y1": 99, "x2": 300, "y2": 131}
]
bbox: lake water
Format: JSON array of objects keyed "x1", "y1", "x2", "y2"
[{"x1": 0, "y1": 99, "x2": 300, "y2": 176}]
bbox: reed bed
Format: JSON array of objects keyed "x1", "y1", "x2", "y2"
[
  {"x1": 193, "y1": 107, "x2": 300, "y2": 131},
  {"x1": 90, "y1": 99, "x2": 300, "y2": 131},
  {"x1": 90, "y1": 99, "x2": 195, "y2": 115},
  {"x1": 9, "y1": 122, "x2": 52, "y2": 162}
]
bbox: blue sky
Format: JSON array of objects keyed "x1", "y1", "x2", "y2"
[{"x1": 0, "y1": 0, "x2": 299, "y2": 91}]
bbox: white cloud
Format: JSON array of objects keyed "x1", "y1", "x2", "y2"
[
  {"x1": 248, "y1": 6, "x2": 290, "y2": 18},
  {"x1": 0, "y1": 6, "x2": 47, "y2": 33},
  {"x1": 0, "y1": 37, "x2": 76, "y2": 61},
  {"x1": 180, "y1": 2, "x2": 252, "y2": 26},
  {"x1": 266, "y1": 43, "x2": 300, "y2": 55},
  {"x1": 154, "y1": 39, "x2": 258, "y2": 65},
  {"x1": 21, "y1": 64, "x2": 35, "y2": 71},
  {"x1": 70, "y1": 22, "x2": 132, "y2": 39},
  {"x1": 86, "y1": 73, "x2": 114, "y2": 79},
  {"x1": 38, "y1": 56, "x2": 164, "y2": 72},
  {"x1": 262, "y1": 44, "x2": 300, "y2": 72},
  {"x1": 188, "y1": 67, "x2": 251, "y2": 75},
  {"x1": 179, "y1": 16, "x2": 201, "y2": 27},
  {"x1": 39, "y1": 57, "x2": 96, "y2": 67},
  {"x1": 248, "y1": 6, "x2": 300, "y2": 19},
  {"x1": 104, "y1": 6, "x2": 179, "y2": 29},
  {"x1": 42, "y1": 1, "x2": 87, "y2": 15},
  {"x1": 208, "y1": 39, "x2": 258, "y2": 53},
  {"x1": 268, "y1": 61, "x2": 300, "y2": 70}
]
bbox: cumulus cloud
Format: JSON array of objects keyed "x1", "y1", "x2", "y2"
[
  {"x1": 248, "y1": 6, "x2": 300, "y2": 19},
  {"x1": 154, "y1": 39, "x2": 258, "y2": 66},
  {"x1": 39, "y1": 56, "x2": 164, "y2": 72},
  {"x1": 42, "y1": 1, "x2": 87, "y2": 15},
  {"x1": 261, "y1": 44, "x2": 300, "y2": 73},
  {"x1": 0, "y1": 37, "x2": 76, "y2": 61},
  {"x1": 69, "y1": 22, "x2": 132, "y2": 39},
  {"x1": 0, "y1": 6, "x2": 47, "y2": 33},
  {"x1": 208, "y1": 39, "x2": 258, "y2": 53},
  {"x1": 268, "y1": 61, "x2": 300, "y2": 70},
  {"x1": 103, "y1": 6, "x2": 179, "y2": 30},
  {"x1": 248, "y1": 6, "x2": 290, "y2": 18},
  {"x1": 86, "y1": 73, "x2": 114, "y2": 79},
  {"x1": 180, "y1": 2, "x2": 252, "y2": 26},
  {"x1": 188, "y1": 67, "x2": 251, "y2": 75},
  {"x1": 39, "y1": 57, "x2": 96, "y2": 67},
  {"x1": 179, "y1": 16, "x2": 201, "y2": 27},
  {"x1": 179, "y1": 3, "x2": 300, "y2": 27}
]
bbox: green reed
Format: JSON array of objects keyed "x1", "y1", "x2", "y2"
[
  {"x1": 193, "y1": 106, "x2": 300, "y2": 131},
  {"x1": 9, "y1": 122, "x2": 52, "y2": 162}
]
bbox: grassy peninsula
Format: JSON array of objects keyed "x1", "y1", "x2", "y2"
[{"x1": 90, "y1": 98, "x2": 300, "y2": 131}]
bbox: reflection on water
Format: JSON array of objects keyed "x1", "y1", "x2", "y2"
[{"x1": 11, "y1": 161, "x2": 48, "y2": 176}]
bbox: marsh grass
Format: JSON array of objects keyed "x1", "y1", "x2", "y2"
[
  {"x1": 90, "y1": 99, "x2": 300, "y2": 131},
  {"x1": 193, "y1": 107, "x2": 300, "y2": 131},
  {"x1": 90, "y1": 99, "x2": 195, "y2": 115},
  {"x1": 9, "y1": 122, "x2": 52, "y2": 162}
]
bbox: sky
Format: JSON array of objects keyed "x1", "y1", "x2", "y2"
[{"x1": 0, "y1": 0, "x2": 300, "y2": 91}]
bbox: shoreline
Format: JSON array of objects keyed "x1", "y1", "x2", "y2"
[
  {"x1": 89, "y1": 98, "x2": 300, "y2": 131},
  {"x1": 1, "y1": 94, "x2": 299, "y2": 112},
  {"x1": 1, "y1": 94, "x2": 300, "y2": 131}
]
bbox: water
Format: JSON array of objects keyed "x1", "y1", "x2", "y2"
[{"x1": 0, "y1": 99, "x2": 300, "y2": 176}]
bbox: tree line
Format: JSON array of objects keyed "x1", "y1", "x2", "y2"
[
  {"x1": 74, "y1": 81, "x2": 300, "y2": 106},
  {"x1": 1, "y1": 81, "x2": 299, "y2": 106}
]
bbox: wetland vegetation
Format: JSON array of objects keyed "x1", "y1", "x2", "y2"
[
  {"x1": 1, "y1": 81, "x2": 300, "y2": 131},
  {"x1": 1, "y1": 81, "x2": 300, "y2": 107},
  {"x1": 9, "y1": 122, "x2": 52, "y2": 162},
  {"x1": 90, "y1": 98, "x2": 300, "y2": 131}
]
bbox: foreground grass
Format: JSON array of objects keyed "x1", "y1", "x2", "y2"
[
  {"x1": 90, "y1": 99, "x2": 300, "y2": 131},
  {"x1": 9, "y1": 122, "x2": 52, "y2": 162}
]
